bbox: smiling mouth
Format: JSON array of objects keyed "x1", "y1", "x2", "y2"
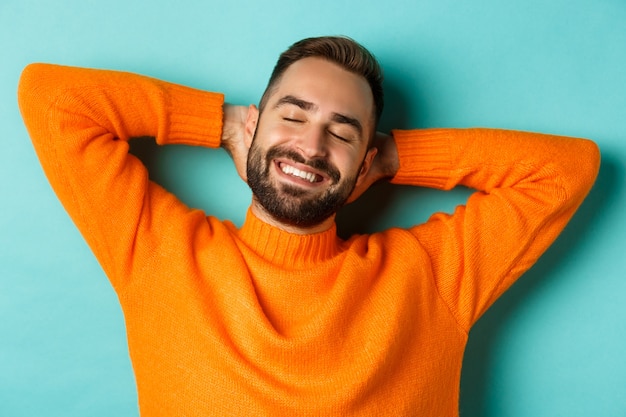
[{"x1": 278, "y1": 161, "x2": 324, "y2": 183}]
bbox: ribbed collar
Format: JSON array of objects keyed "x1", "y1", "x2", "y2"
[{"x1": 236, "y1": 209, "x2": 344, "y2": 268}]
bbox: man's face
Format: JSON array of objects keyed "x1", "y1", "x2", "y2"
[{"x1": 246, "y1": 57, "x2": 376, "y2": 229}]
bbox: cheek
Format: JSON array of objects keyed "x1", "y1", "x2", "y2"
[
  {"x1": 257, "y1": 123, "x2": 295, "y2": 147},
  {"x1": 334, "y1": 149, "x2": 364, "y2": 177}
]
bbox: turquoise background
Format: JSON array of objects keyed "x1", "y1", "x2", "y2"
[{"x1": 1, "y1": 0, "x2": 624, "y2": 415}]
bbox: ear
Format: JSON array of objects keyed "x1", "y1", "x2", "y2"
[
  {"x1": 355, "y1": 146, "x2": 378, "y2": 187},
  {"x1": 244, "y1": 104, "x2": 259, "y2": 149}
]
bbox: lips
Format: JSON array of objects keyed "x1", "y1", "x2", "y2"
[
  {"x1": 278, "y1": 161, "x2": 323, "y2": 183},
  {"x1": 264, "y1": 146, "x2": 340, "y2": 186}
]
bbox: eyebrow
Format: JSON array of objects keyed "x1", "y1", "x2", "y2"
[
  {"x1": 274, "y1": 95, "x2": 363, "y2": 137},
  {"x1": 275, "y1": 95, "x2": 317, "y2": 112}
]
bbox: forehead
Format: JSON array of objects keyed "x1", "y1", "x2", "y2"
[{"x1": 269, "y1": 57, "x2": 374, "y2": 127}]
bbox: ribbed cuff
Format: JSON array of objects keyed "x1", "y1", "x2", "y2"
[
  {"x1": 390, "y1": 129, "x2": 453, "y2": 189},
  {"x1": 162, "y1": 83, "x2": 224, "y2": 148}
]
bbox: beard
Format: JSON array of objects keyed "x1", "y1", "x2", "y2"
[{"x1": 246, "y1": 139, "x2": 360, "y2": 228}]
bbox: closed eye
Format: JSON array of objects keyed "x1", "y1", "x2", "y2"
[
  {"x1": 283, "y1": 117, "x2": 303, "y2": 123},
  {"x1": 329, "y1": 131, "x2": 349, "y2": 142}
]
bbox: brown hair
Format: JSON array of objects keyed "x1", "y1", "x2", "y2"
[{"x1": 259, "y1": 36, "x2": 384, "y2": 129}]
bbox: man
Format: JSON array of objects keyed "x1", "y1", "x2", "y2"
[{"x1": 18, "y1": 36, "x2": 599, "y2": 416}]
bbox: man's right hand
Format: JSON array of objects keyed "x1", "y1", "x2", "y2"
[{"x1": 221, "y1": 104, "x2": 251, "y2": 183}]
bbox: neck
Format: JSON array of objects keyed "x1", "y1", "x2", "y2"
[{"x1": 250, "y1": 198, "x2": 336, "y2": 235}]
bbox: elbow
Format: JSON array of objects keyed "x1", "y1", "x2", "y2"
[
  {"x1": 580, "y1": 138, "x2": 601, "y2": 185},
  {"x1": 564, "y1": 138, "x2": 601, "y2": 203},
  {"x1": 18, "y1": 63, "x2": 45, "y2": 98},
  {"x1": 18, "y1": 63, "x2": 72, "y2": 138},
  {"x1": 18, "y1": 63, "x2": 71, "y2": 109},
  {"x1": 18, "y1": 63, "x2": 52, "y2": 118}
]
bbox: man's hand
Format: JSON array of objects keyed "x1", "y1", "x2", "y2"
[
  {"x1": 347, "y1": 131, "x2": 399, "y2": 204},
  {"x1": 221, "y1": 104, "x2": 250, "y2": 183}
]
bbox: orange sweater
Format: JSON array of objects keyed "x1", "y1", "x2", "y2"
[{"x1": 18, "y1": 63, "x2": 599, "y2": 416}]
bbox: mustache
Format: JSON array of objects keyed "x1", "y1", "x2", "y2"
[{"x1": 265, "y1": 146, "x2": 341, "y2": 183}]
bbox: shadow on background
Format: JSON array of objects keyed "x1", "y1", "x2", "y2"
[
  {"x1": 459, "y1": 153, "x2": 621, "y2": 416},
  {"x1": 128, "y1": 136, "x2": 170, "y2": 183}
]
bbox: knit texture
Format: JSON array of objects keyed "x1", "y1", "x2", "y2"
[{"x1": 18, "y1": 63, "x2": 600, "y2": 416}]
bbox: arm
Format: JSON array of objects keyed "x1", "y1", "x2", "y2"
[
  {"x1": 391, "y1": 128, "x2": 600, "y2": 329},
  {"x1": 18, "y1": 63, "x2": 225, "y2": 289}
]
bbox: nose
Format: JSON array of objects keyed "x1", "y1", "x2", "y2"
[{"x1": 296, "y1": 126, "x2": 328, "y2": 159}]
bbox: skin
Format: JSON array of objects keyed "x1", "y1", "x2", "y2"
[{"x1": 222, "y1": 57, "x2": 399, "y2": 235}]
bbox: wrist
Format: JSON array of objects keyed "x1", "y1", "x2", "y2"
[
  {"x1": 220, "y1": 103, "x2": 246, "y2": 148},
  {"x1": 375, "y1": 131, "x2": 399, "y2": 179}
]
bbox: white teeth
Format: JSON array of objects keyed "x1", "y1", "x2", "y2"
[{"x1": 281, "y1": 164, "x2": 317, "y2": 183}]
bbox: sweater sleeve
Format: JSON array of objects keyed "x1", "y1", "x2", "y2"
[
  {"x1": 18, "y1": 63, "x2": 225, "y2": 290},
  {"x1": 390, "y1": 128, "x2": 600, "y2": 330}
]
